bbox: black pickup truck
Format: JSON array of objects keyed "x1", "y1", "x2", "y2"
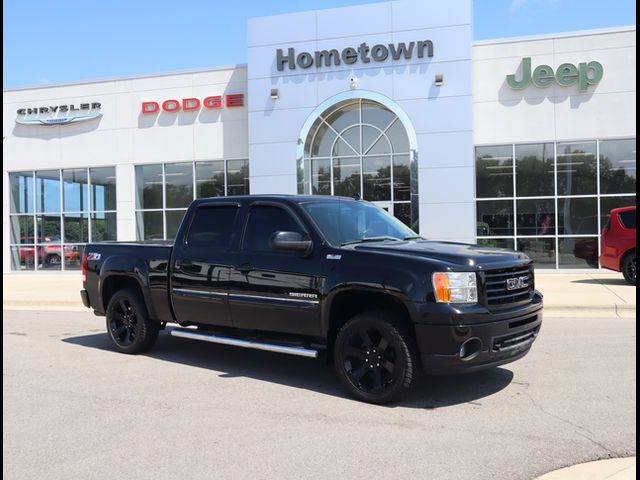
[{"x1": 81, "y1": 195, "x2": 542, "y2": 403}]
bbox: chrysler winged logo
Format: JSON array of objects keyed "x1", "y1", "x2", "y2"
[
  {"x1": 506, "y1": 276, "x2": 529, "y2": 291},
  {"x1": 15, "y1": 112, "x2": 102, "y2": 126},
  {"x1": 15, "y1": 102, "x2": 102, "y2": 126}
]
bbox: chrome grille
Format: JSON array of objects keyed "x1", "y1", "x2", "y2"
[{"x1": 483, "y1": 265, "x2": 534, "y2": 309}]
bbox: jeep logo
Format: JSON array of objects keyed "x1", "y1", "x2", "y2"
[
  {"x1": 506, "y1": 57, "x2": 603, "y2": 92},
  {"x1": 506, "y1": 276, "x2": 529, "y2": 291}
]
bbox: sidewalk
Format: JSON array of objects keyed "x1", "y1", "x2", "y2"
[
  {"x1": 2, "y1": 272, "x2": 636, "y2": 317},
  {"x1": 535, "y1": 457, "x2": 636, "y2": 480}
]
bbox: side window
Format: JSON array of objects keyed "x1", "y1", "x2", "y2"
[
  {"x1": 243, "y1": 206, "x2": 304, "y2": 252},
  {"x1": 187, "y1": 206, "x2": 239, "y2": 248},
  {"x1": 619, "y1": 211, "x2": 636, "y2": 229}
]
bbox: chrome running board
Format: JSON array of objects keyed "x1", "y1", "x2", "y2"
[{"x1": 170, "y1": 328, "x2": 319, "y2": 359}]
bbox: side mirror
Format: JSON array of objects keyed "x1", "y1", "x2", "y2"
[{"x1": 269, "y1": 231, "x2": 313, "y2": 256}]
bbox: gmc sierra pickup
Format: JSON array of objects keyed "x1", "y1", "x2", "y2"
[{"x1": 81, "y1": 195, "x2": 543, "y2": 404}]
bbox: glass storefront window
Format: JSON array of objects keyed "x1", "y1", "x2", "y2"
[
  {"x1": 516, "y1": 199, "x2": 555, "y2": 236},
  {"x1": 90, "y1": 167, "x2": 117, "y2": 211},
  {"x1": 36, "y1": 215, "x2": 61, "y2": 243},
  {"x1": 36, "y1": 170, "x2": 61, "y2": 213},
  {"x1": 477, "y1": 238, "x2": 515, "y2": 250},
  {"x1": 516, "y1": 238, "x2": 556, "y2": 269},
  {"x1": 10, "y1": 167, "x2": 117, "y2": 271},
  {"x1": 311, "y1": 159, "x2": 331, "y2": 195},
  {"x1": 362, "y1": 155, "x2": 391, "y2": 201},
  {"x1": 515, "y1": 143, "x2": 554, "y2": 197},
  {"x1": 333, "y1": 157, "x2": 361, "y2": 198},
  {"x1": 556, "y1": 142, "x2": 597, "y2": 196},
  {"x1": 63, "y1": 214, "x2": 89, "y2": 244},
  {"x1": 11, "y1": 245, "x2": 35, "y2": 271},
  {"x1": 559, "y1": 237, "x2": 599, "y2": 269},
  {"x1": 393, "y1": 154, "x2": 411, "y2": 202},
  {"x1": 226, "y1": 159, "x2": 249, "y2": 196},
  {"x1": 136, "y1": 211, "x2": 163, "y2": 241},
  {"x1": 476, "y1": 139, "x2": 635, "y2": 269},
  {"x1": 135, "y1": 160, "x2": 248, "y2": 240},
  {"x1": 165, "y1": 163, "x2": 193, "y2": 208},
  {"x1": 166, "y1": 210, "x2": 187, "y2": 240},
  {"x1": 599, "y1": 139, "x2": 636, "y2": 194},
  {"x1": 63, "y1": 169, "x2": 89, "y2": 212},
  {"x1": 64, "y1": 245, "x2": 85, "y2": 270},
  {"x1": 299, "y1": 97, "x2": 417, "y2": 230},
  {"x1": 91, "y1": 212, "x2": 117, "y2": 242},
  {"x1": 557, "y1": 197, "x2": 598, "y2": 235},
  {"x1": 10, "y1": 172, "x2": 34, "y2": 214},
  {"x1": 196, "y1": 161, "x2": 225, "y2": 198},
  {"x1": 135, "y1": 164, "x2": 163, "y2": 209},
  {"x1": 475, "y1": 145, "x2": 513, "y2": 198},
  {"x1": 10, "y1": 216, "x2": 34, "y2": 245},
  {"x1": 476, "y1": 200, "x2": 514, "y2": 236}
]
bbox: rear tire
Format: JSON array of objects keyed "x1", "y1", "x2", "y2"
[
  {"x1": 333, "y1": 311, "x2": 419, "y2": 404},
  {"x1": 621, "y1": 253, "x2": 636, "y2": 285},
  {"x1": 106, "y1": 288, "x2": 160, "y2": 354}
]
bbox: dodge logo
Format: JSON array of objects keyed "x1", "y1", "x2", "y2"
[{"x1": 506, "y1": 276, "x2": 529, "y2": 290}]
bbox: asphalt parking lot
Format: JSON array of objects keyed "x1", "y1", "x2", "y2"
[{"x1": 3, "y1": 310, "x2": 636, "y2": 480}]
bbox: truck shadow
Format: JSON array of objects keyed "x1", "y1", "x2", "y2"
[{"x1": 63, "y1": 331, "x2": 514, "y2": 409}]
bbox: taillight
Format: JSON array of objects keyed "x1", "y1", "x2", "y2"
[{"x1": 81, "y1": 251, "x2": 88, "y2": 283}]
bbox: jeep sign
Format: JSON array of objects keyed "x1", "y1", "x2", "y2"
[{"x1": 506, "y1": 57, "x2": 604, "y2": 92}]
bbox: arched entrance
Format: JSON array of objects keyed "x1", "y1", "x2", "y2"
[{"x1": 297, "y1": 92, "x2": 419, "y2": 231}]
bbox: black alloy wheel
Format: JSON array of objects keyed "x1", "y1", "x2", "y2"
[
  {"x1": 109, "y1": 297, "x2": 138, "y2": 347},
  {"x1": 45, "y1": 254, "x2": 61, "y2": 266},
  {"x1": 334, "y1": 311, "x2": 418, "y2": 404},
  {"x1": 106, "y1": 288, "x2": 159, "y2": 354},
  {"x1": 622, "y1": 253, "x2": 636, "y2": 285}
]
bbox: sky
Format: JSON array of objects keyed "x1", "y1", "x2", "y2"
[{"x1": 3, "y1": 0, "x2": 636, "y2": 89}]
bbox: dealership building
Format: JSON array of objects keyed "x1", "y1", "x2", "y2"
[{"x1": 3, "y1": 0, "x2": 636, "y2": 273}]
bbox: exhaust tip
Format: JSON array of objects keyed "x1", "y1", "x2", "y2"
[{"x1": 459, "y1": 337, "x2": 482, "y2": 361}]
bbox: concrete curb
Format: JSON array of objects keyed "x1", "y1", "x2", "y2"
[{"x1": 534, "y1": 457, "x2": 636, "y2": 479}]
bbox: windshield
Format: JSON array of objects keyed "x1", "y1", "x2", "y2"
[{"x1": 301, "y1": 200, "x2": 418, "y2": 246}]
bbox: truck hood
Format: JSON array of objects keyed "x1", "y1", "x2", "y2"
[{"x1": 348, "y1": 239, "x2": 531, "y2": 270}]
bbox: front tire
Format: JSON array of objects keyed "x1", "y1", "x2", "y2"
[
  {"x1": 334, "y1": 311, "x2": 419, "y2": 404},
  {"x1": 106, "y1": 288, "x2": 159, "y2": 354},
  {"x1": 622, "y1": 252, "x2": 636, "y2": 285}
]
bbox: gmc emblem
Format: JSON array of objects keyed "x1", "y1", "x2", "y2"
[{"x1": 506, "y1": 276, "x2": 529, "y2": 291}]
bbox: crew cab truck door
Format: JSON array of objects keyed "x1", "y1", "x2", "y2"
[
  {"x1": 228, "y1": 203, "x2": 323, "y2": 336},
  {"x1": 170, "y1": 203, "x2": 241, "y2": 326}
]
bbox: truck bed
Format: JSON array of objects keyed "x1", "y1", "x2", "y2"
[{"x1": 84, "y1": 241, "x2": 174, "y2": 321}]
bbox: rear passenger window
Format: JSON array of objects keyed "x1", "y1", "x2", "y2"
[
  {"x1": 187, "y1": 206, "x2": 239, "y2": 248},
  {"x1": 619, "y1": 211, "x2": 636, "y2": 229},
  {"x1": 243, "y1": 206, "x2": 304, "y2": 251}
]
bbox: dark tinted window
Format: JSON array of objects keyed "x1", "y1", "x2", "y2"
[
  {"x1": 187, "y1": 206, "x2": 239, "y2": 248},
  {"x1": 243, "y1": 206, "x2": 304, "y2": 251},
  {"x1": 619, "y1": 210, "x2": 636, "y2": 229}
]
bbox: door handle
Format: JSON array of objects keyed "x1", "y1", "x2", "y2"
[{"x1": 235, "y1": 263, "x2": 252, "y2": 274}]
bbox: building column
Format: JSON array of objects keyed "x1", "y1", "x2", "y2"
[{"x1": 116, "y1": 163, "x2": 136, "y2": 242}]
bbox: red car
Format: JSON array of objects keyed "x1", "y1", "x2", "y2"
[
  {"x1": 600, "y1": 206, "x2": 636, "y2": 285},
  {"x1": 19, "y1": 237, "x2": 80, "y2": 268}
]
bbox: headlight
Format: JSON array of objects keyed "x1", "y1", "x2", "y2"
[{"x1": 432, "y1": 272, "x2": 478, "y2": 304}]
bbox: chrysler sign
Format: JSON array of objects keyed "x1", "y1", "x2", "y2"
[
  {"x1": 16, "y1": 102, "x2": 102, "y2": 126},
  {"x1": 276, "y1": 40, "x2": 434, "y2": 71}
]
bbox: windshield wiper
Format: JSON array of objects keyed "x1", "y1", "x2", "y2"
[
  {"x1": 341, "y1": 236, "x2": 403, "y2": 246},
  {"x1": 403, "y1": 235, "x2": 423, "y2": 240}
]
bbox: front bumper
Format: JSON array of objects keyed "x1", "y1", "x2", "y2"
[{"x1": 415, "y1": 302, "x2": 543, "y2": 375}]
